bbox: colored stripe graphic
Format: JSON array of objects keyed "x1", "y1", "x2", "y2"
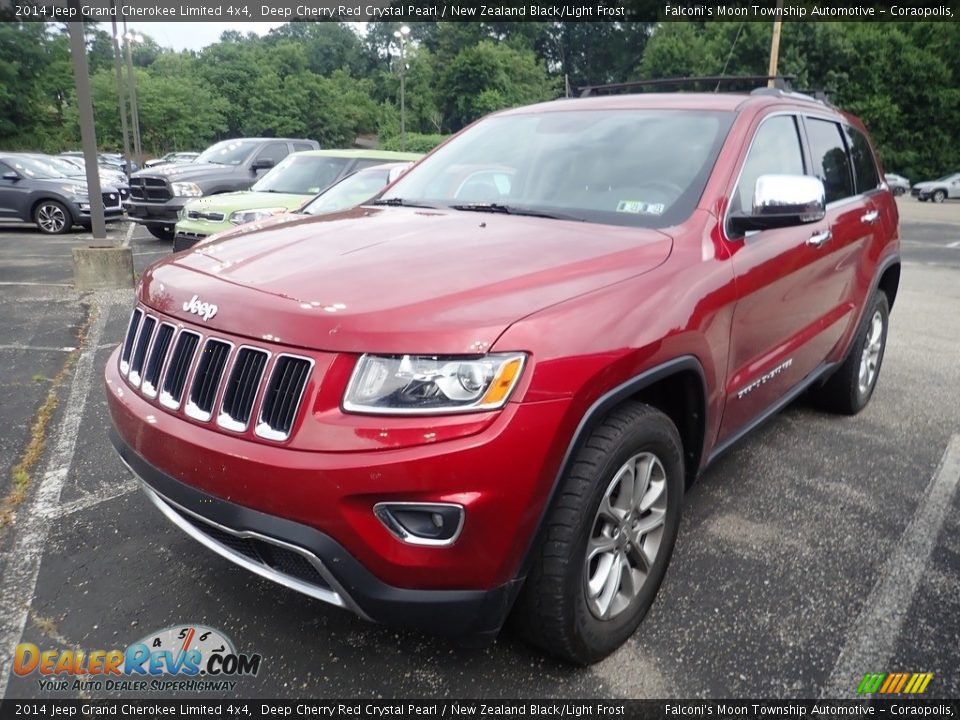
[{"x1": 858, "y1": 672, "x2": 933, "y2": 694}]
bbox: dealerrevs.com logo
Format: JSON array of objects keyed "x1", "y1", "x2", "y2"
[{"x1": 14, "y1": 625, "x2": 261, "y2": 693}]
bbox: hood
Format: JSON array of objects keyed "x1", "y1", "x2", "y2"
[
  {"x1": 184, "y1": 190, "x2": 308, "y2": 215},
  {"x1": 132, "y1": 163, "x2": 237, "y2": 182},
  {"x1": 35, "y1": 177, "x2": 88, "y2": 194},
  {"x1": 140, "y1": 208, "x2": 673, "y2": 354}
]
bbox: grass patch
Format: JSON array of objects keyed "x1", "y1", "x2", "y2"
[{"x1": 0, "y1": 305, "x2": 97, "y2": 532}]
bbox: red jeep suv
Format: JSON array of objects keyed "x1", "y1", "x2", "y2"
[{"x1": 106, "y1": 88, "x2": 899, "y2": 664}]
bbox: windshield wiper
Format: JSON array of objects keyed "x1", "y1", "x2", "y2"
[
  {"x1": 372, "y1": 197, "x2": 439, "y2": 209},
  {"x1": 449, "y1": 202, "x2": 583, "y2": 222}
]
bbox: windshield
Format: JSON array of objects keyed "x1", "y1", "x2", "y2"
[
  {"x1": 195, "y1": 140, "x2": 260, "y2": 166},
  {"x1": 252, "y1": 155, "x2": 349, "y2": 194},
  {"x1": 382, "y1": 109, "x2": 733, "y2": 228},
  {"x1": 6, "y1": 156, "x2": 69, "y2": 180},
  {"x1": 40, "y1": 156, "x2": 84, "y2": 177},
  {"x1": 301, "y1": 167, "x2": 393, "y2": 215}
]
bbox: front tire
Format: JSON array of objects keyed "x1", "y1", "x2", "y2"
[
  {"x1": 147, "y1": 225, "x2": 176, "y2": 241},
  {"x1": 932, "y1": 190, "x2": 946, "y2": 203},
  {"x1": 893, "y1": 187, "x2": 905, "y2": 197},
  {"x1": 810, "y1": 291, "x2": 889, "y2": 415},
  {"x1": 33, "y1": 200, "x2": 72, "y2": 234},
  {"x1": 512, "y1": 402, "x2": 684, "y2": 665}
]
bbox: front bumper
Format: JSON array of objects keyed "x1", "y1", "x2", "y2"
[
  {"x1": 110, "y1": 428, "x2": 521, "y2": 638},
  {"x1": 125, "y1": 198, "x2": 187, "y2": 226}
]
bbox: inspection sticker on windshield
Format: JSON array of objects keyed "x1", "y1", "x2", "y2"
[{"x1": 616, "y1": 200, "x2": 665, "y2": 215}]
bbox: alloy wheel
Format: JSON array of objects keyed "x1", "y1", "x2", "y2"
[
  {"x1": 858, "y1": 310, "x2": 884, "y2": 395},
  {"x1": 36, "y1": 203, "x2": 67, "y2": 233},
  {"x1": 584, "y1": 452, "x2": 668, "y2": 620}
]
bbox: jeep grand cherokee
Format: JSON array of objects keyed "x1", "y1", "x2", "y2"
[{"x1": 106, "y1": 89, "x2": 899, "y2": 664}]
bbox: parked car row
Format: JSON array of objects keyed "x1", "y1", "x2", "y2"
[
  {"x1": 143, "y1": 151, "x2": 200, "y2": 169},
  {"x1": 883, "y1": 170, "x2": 960, "y2": 202},
  {"x1": 0, "y1": 152, "x2": 127, "y2": 233},
  {"x1": 171, "y1": 149, "x2": 421, "y2": 250},
  {"x1": 0, "y1": 141, "x2": 425, "y2": 237},
  {"x1": 911, "y1": 172, "x2": 960, "y2": 202}
]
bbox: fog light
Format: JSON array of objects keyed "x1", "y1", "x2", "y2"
[{"x1": 373, "y1": 503, "x2": 464, "y2": 546}]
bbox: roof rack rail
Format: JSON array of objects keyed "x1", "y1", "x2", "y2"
[
  {"x1": 578, "y1": 75, "x2": 795, "y2": 97},
  {"x1": 750, "y1": 86, "x2": 834, "y2": 106}
]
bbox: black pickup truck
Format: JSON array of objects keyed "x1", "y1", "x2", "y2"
[{"x1": 126, "y1": 137, "x2": 319, "y2": 239}]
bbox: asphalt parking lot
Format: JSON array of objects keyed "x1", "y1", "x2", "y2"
[{"x1": 0, "y1": 199, "x2": 958, "y2": 700}]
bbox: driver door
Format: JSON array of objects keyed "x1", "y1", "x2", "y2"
[{"x1": 718, "y1": 114, "x2": 838, "y2": 442}]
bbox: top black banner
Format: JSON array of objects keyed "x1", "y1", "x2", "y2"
[{"x1": 0, "y1": 0, "x2": 957, "y2": 22}]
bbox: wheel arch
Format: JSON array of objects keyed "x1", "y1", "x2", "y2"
[
  {"x1": 877, "y1": 261, "x2": 901, "y2": 311},
  {"x1": 512, "y1": 356, "x2": 708, "y2": 587},
  {"x1": 30, "y1": 195, "x2": 75, "y2": 227}
]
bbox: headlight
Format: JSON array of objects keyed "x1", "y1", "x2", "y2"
[
  {"x1": 228, "y1": 207, "x2": 286, "y2": 225},
  {"x1": 63, "y1": 185, "x2": 89, "y2": 201},
  {"x1": 171, "y1": 182, "x2": 203, "y2": 197},
  {"x1": 343, "y1": 353, "x2": 526, "y2": 414}
]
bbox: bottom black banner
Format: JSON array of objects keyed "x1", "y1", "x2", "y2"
[{"x1": 0, "y1": 699, "x2": 957, "y2": 720}]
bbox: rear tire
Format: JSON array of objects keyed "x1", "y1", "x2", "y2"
[
  {"x1": 892, "y1": 187, "x2": 905, "y2": 197},
  {"x1": 810, "y1": 291, "x2": 889, "y2": 415},
  {"x1": 33, "y1": 200, "x2": 72, "y2": 234},
  {"x1": 147, "y1": 225, "x2": 175, "y2": 241},
  {"x1": 512, "y1": 402, "x2": 684, "y2": 665}
]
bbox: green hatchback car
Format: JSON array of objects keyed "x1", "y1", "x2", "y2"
[{"x1": 174, "y1": 149, "x2": 421, "y2": 247}]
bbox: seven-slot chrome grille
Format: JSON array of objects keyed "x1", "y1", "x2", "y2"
[{"x1": 119, "y1": 308, "x2": 313, "y2": 441}]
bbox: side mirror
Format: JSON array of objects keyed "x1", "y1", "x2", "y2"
[
  {"x1": 729, "y1": 174, "x2": 826, "y2": 234},
  {"x1": 2, "y1": 171, "x2": 19, "y2": 181},
  {"x1": 251, "y1": 158, "x2": 274, "y2": 172}
]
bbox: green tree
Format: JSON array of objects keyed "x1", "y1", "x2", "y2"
[{"x1": 440, "y1": 41, "x2": 557, "y2": 131}]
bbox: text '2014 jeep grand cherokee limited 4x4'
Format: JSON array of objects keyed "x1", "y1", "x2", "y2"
[{"x1": 106, "y1": 89, "x2": 899, "y2": 664}]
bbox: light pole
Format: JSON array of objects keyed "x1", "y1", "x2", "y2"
[
  {"x1": 122, "y1": 23, "x2": 143, "y2": 162},
  {"x1": 393, "y1": 25, "x2": 411, "y2": 151},
  {"x1": 109, "y1": 6, "x2": 131, "y2": 171}
]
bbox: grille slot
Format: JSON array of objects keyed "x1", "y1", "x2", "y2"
[
  {"x1": 119, "y1": 309, "x2": 142, "y2": 374},
  {"x1": 256, "y1": 356, "x2": 313, "y2": 441},
  {"x1": 128, "y1": 316, "x2": 156, "y2": 386},
  {"x1": 141, "y1": 323, "x2": 174, "y2": 397},
  {"x1": 160, "y1": 331, "x2": 200, "y2": 409},
  {"x1": 129, "y1": 176, "x2": 171, "y2": 202},
  {"x1": 218, "y1": 348, "x2": 269, "y2": 431},
  {"x1": 120, "y1": 306, "x2": 313, "y2": 442},
  {"x1": 185, "y1": 339, "x2": 232, "y2": 421}
]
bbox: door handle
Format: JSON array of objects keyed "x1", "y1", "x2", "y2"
[
  {"x1": 861, "y1": 210, "x2": 880, "y2": 224},
  {"x1": 807, "y1": 229, "x2": 832, "y2": 248}
]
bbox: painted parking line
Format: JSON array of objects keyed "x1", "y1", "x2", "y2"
[
  {"x1": 0, "y1": 282, "x2": 72, "y2": 288},
  {"x1": 0, "y1": 345, "x2": 77, "y2": 353},
  {"x1": 0, "y1": 304, "x2": 107, "y2": 700},
  {"x1": 822, "y1": 434, "x2": 960, "y2": 699},
  {"x1": 38, "y1": 480, "x2": 137, "y2": 520}
]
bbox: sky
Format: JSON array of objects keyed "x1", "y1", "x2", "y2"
[{"x1": 124, "y1": 22, "x2": 288, "y2": 50}]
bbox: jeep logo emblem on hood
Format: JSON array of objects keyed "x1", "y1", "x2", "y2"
[{"x1": 183, "y1": 294, "x2": 218, "y2": 321}]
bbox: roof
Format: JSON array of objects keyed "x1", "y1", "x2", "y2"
[{"x1": 294, "y1": 149, "x2": 423, "y2": 161}]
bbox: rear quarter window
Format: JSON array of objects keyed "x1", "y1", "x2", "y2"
[
  {"x1": 805, "y1": 118, "x2": 855, "y2": 204},
  {"x1": 845, "y1": 126, "x2": 881, "y2": 194}
]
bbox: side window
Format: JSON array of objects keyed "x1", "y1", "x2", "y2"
[
  {"x1": 806, "y1": 118, "x2": 854, "y2": 204},
  {"x1": 254, "y1": 142, "x2": 289, "y2": 167},
  {"x1": 845, "y1": 126, "x2": 880, "y2": 194},
  {"x1": 733, "y1": 115, "x2": 805, "y2": 216},
  {"x1": 0, "y1": 161, "x2": 13, "y2": 175},
  {"x1": 292, "y1": 142, "x2": 315, "y2": 152}
]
